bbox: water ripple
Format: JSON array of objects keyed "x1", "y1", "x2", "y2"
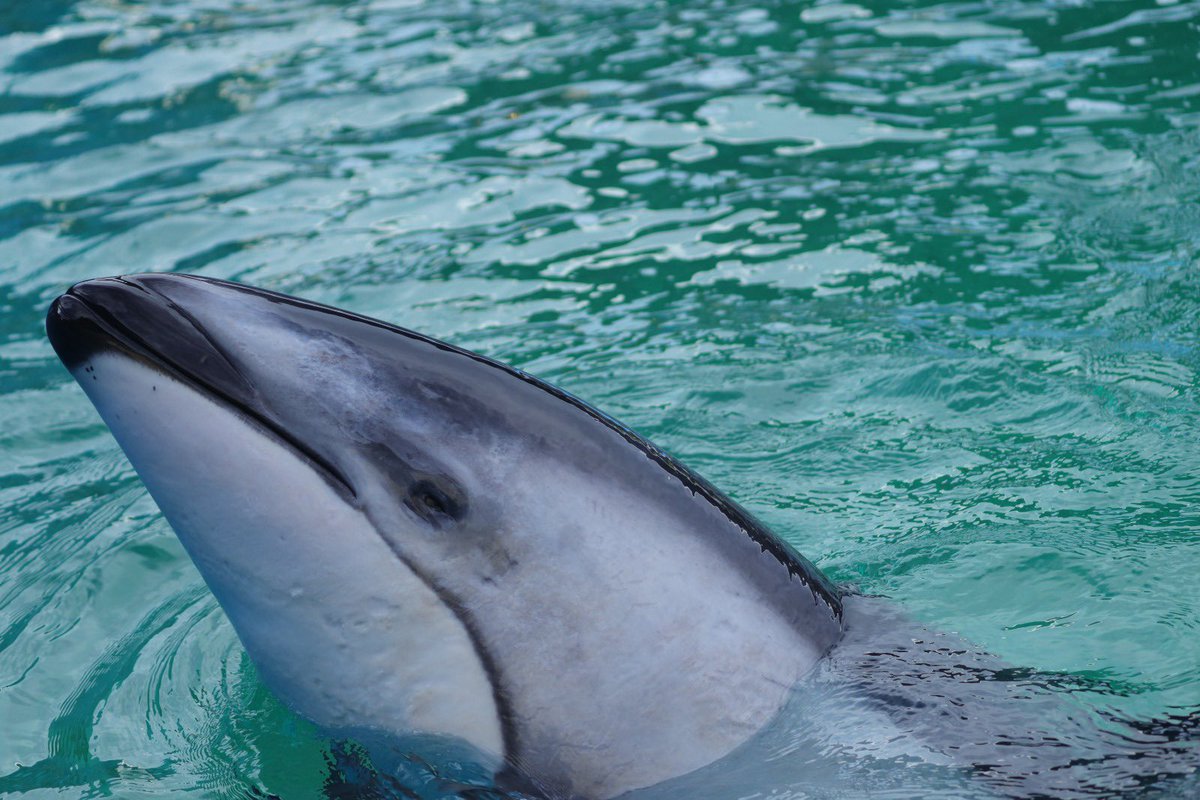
[{"x1": 3, "y1": 0, "x2": 1200, "y2": 796}]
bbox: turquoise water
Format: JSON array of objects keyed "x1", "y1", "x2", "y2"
[{"x1": 3, "y1": 0, "x2": 1200, "y2": 796}]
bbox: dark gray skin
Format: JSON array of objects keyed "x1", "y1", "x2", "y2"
[{"x1": 45, "y1": 275, "x2": 1198, "y2": 800}]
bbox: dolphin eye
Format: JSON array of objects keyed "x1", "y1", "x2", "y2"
[{"x1": 405, "y1": 479, "x2": 464, "y2": 527}]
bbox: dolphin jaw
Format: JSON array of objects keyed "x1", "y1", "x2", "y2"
[
  {"x1": 47, "y1": 278, "x2": 358, "y2": 502},
  {"x1": 55, "y1": 343, "x2": 508, "y2": 761}
]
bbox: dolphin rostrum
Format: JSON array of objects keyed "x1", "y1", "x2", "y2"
[{"x1": 45, "y1": 274, "x2": 845, "y2": 799}]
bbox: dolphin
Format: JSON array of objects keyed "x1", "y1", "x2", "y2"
[
  {"x1": 45, "y1": 273, "x2": 843, "y2": 799},
  {"x1": 45, "y1": 275, "x2": 1199, "y2": 800}
]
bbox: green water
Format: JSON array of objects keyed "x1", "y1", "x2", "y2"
[{"x1": 2, "y1": 0, "x2": 1200, "y2": 796}]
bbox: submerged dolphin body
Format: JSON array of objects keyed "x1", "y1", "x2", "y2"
[
  {"x1": 45, "y1": 274, "x2": 843, "y2": 799},
  {"x1": 47, "y1": 275, "x2": 1199, "y2": 800}
]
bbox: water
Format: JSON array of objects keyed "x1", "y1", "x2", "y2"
[{"x1": 2, "y1": 0, "x2": 1199, "y2": 796}]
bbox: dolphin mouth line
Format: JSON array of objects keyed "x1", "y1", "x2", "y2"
[{"x1": 53, "y1": 278, "x2": 360, "y2": 502}]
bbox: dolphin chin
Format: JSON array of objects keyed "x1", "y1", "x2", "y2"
[{"x1": 46, "y1": 274, "x2": 844, "y2": 799}]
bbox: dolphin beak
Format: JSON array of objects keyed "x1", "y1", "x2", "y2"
[
  {"x1": 46, "y1": 275, "x2": 355, "y2": 499},
  {"x1": 47, "y1": 277, "x2": 252, "y2": 399},
  {"x1": 46, "y1": 290, "x2": 102, "y2": 369},
  {"x1": 45, "y1": 279, "x2": 134, "y2": 369}
]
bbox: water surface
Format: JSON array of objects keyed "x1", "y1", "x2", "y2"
[{"x1": 2, "y1": 0, "x2": 1199, "y2": 797}]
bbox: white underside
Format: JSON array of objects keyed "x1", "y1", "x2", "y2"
[{"x1": 76, "y1": 351, "x2": 504, "y2": 759}]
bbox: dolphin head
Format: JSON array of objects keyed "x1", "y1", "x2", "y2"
[{"x1": 47, "y1": 274, "x2": 842, "y2": 798}]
